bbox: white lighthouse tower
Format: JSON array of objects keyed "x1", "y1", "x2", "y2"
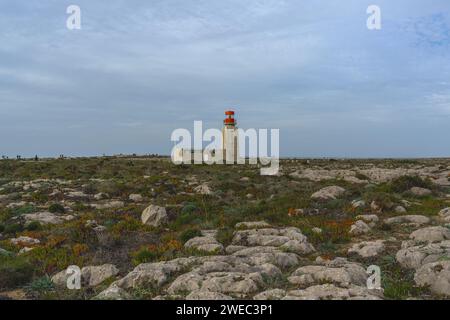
[{"x1": 222, "y1": 110, "x2": 239, "y2": 164}]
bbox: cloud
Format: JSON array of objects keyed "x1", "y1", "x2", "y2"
[
  {"x1": 426, "y1": 93, "x2": 450, "y2": 115},
  {"x1": 0, "y1": 0, "x2": 449, "y2": 157}
]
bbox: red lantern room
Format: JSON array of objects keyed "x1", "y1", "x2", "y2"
[{"x1": 224, "y1": 110, "x2": 236, "y2": 126}]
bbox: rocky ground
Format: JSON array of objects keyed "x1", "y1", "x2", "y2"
[{"x1": 1, "y1": 157, "x2": 450, "y2": 300}]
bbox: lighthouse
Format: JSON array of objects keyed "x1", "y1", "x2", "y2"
[{"x1": 222, "y1": 110, "x2": 239, "y2": 164}]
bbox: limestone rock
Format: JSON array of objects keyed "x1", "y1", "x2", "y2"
[
  {"x1": 439, "y1": 208, "x2": 450, "y2": 217},
  {"x1": 356, "y1": 214, "x2": 379, "y2": 223},
  {"x1": 51, "y1": 269, "x2": 71, "y2": 287},
  {"x1": 410, "y1": 226, "x2": 450, "y2": 243},
  {"x1": 52, "y1": 264, "x2": 119, "y2": 288},
  {"x1": 235, "y1": 221, "x2": 271, "y2": 229},
  {"x1": 184, "y1": 234, "x2": 224, "y2": 254},
  {"x1": 349, "y1": 220, "x2": 371, "y2": 236},
  {"x1": 141, "y1": 205, "x2": 168, "y2": 227},
  {"x1": 113, "y1": 258, "x2": 193, "y2": 290},
  {"x1": 231, "y1": 246, "x2": 300, "y2": 269},
  {"x1": 439, "y1": 208, "x2": 450, "y2": 222},
  {"x1": 232, "y1": 227, "x2": 314, "y2": 255},
  {"x1": 200, "y1": 272, "x2": 263, "y2": 295},
  {"x1": 396, "y1": 240, "x2": 450, "y2": 269},
  {"x1": 253, "y1": 289, "x2": 286, "y2": 300},
  {"x1": 82, "y1": 264, "x2": 119, "y2": 287},
  {"x1": 414, "y1": 261, "x2": 450, "y2": 297},
  {"x1": 283, "y1": 284, "x2": 382, "y2": 300},
  {"x1": 94, "y1": 284, "x2": 131, "y2": 300},
  {"x1": 225, "y1": 245, "x2": 247, "y2": 254},
  {"x1": 19, "y1": 247, "x2": 34, "y2": 254},
  {"x1": 370, "y1": 201, "x2": 383, "y2": 213},
  {"x1": 384, "y1": 215, "x2": 430, "y2": 226},
  {"x1": 23, "y1": 211, "x2": 74, "y2": 225},
  {"x1": 66, "y1": 191, "x2": 91, "y2": 200},
  {"x1": 348, "y1": 240, "x2": 385, "y2": 258},
  {"x1": 311, "y1": 186, "x2": 346, "y2": 201},
  {"x1": 91, "y1": 200, "x2": 124, "y2": 210},
  {"x1": 288, "y1": 260, "x2": 367, "y2": 288},
  {"x1": 344, "y1": 176, "x2": 368, "y2": 184},
  {"x1": 395, "y1": 206, "x2": 407, "y2": 213},
  {"x1": 186, "y1": 291, "x2": 233, "y2": 300},
  {"x1": 167, "y1": 272, "x2": 204, "y2": 294},
  {"x1": 279, "y1": 239, "x2": 315, "y2": 255},
  {"x1": 94, "y1": 192, "x2": 109, "y2": 200},
  {"x1": 410, "y1": 187, "x2": 432, "y2": 197},
  {"x1": 7, "y1": 201, "x2": 29, "y2": 209},
  {"x1": 194, "y1": 183, "x2": 213, "y2": 195},
  {"x1": 129, "y1": 194, "x2": 143, "y2": 202},
  {"x1": 351, "y1": 200, "x2": 366, "y2": 209}
]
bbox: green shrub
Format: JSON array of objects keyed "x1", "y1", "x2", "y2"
[
  {"x1": 172, "y1": 211, "x2": 201, "y2": 229},
  {"x1": 363, "y1": 191, "x2": 396, "y2": 211},
  {"x1": 12, "y1": 205, "x2": 36, "y2": 216},
  {"x1": 110, "y1": 216, "x2": 142, "y2": 235},
  {"x1": 0, "y1": 224, "x2": 4, "y2": 233},
  {"x1": 26, "y1": 246, "x2": 84, "y2": 275},
  {"x1": 0, "y1": 255, "x2": 34, "y2": 290},
  {"x1": 97, "y1": 181, "x2": 127, "y2": 197},
  {"x1": 26, "y1": 221, "x2": 42, "y2": 231},
  {"x1": 131, "y1": 246, "x2": 159, "y2": 265},
  {"x1": 31, "y1": 192, "x2": 48, "y2": 203},
  {"x1": 323, "y1": 199, "x2": 347, "y2": 210},
  {"x1": 181, "y1": 203, "x2": 198, "y2": 215},
  {"x1": 48, "y1": 203, "x2": 65, "y2": 214},
  {"x1": 389, "y1": 176, "x2": 434, "y2": 193},
  {"x1": 355, "y1": 173, "x2": 370, "y2": 181},
  {"x1": 179, "y1": 228, "x2": 202, "y2": 244},
  {"x1": 26, "y1": 276, "x2": 54, "y2": 294},
  {"x1": 0, "y1": 210, "x2": 13, "y2": 223},
  {"x1": 4, "y1": 223, "x2": 23, "y2": 235},
  {"x1": 72, "y1": 202, "x2": 89, "y2": 212}
]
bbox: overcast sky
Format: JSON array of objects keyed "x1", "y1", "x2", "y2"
[{"x1": 0, "y1": 0, "x2": 449, "y2": 158}]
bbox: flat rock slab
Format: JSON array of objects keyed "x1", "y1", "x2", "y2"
[
  {"x1": 253, "y1": 289, "x2": 286, "y2": 300},
  {"x1": 23, "y1": 212, "x2": 74, "y2": 225},
  {"x1": 396, "y1": 240, "x2": 450, "y2": 269},
  {"x1": 283, "y1": 284, "x2": 382, "y2": 300},
  {"x1": 184, "y1": 234, "x2": 224, "y2": 254},
  {"x1": 288, "y1": 258, "x2": 367, "y2": 288},
  {"x1": 311, "y1": 186, "x2": 346, "y2": 201},
  {"x1": 52, "y1": 264, "x2": 119, "y2": 288},
  {"x1": 235, "y1": 221, "x2": 271, "y2": 229},
  {"x1": 91, "y1": 201, "x2": 124, "y2": 210},
  {"x1": 186, "y1": 290, "x2": 233, "y2": 300},
  {"x1": 348, "y1": 240, "x2": 385, "y2": 258},
  {"x1": 384, "y1": 215, "x2": 430, "y2": 226},
  {"x1": 232, "y1": 227, "x2": 315, "y2": 255},
  {"x1": 414, "y1": 261, "x2": 450, "y2": 297},
  {"x1": 410, "y1": 226, "x2": 450, "y2": 243}
]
